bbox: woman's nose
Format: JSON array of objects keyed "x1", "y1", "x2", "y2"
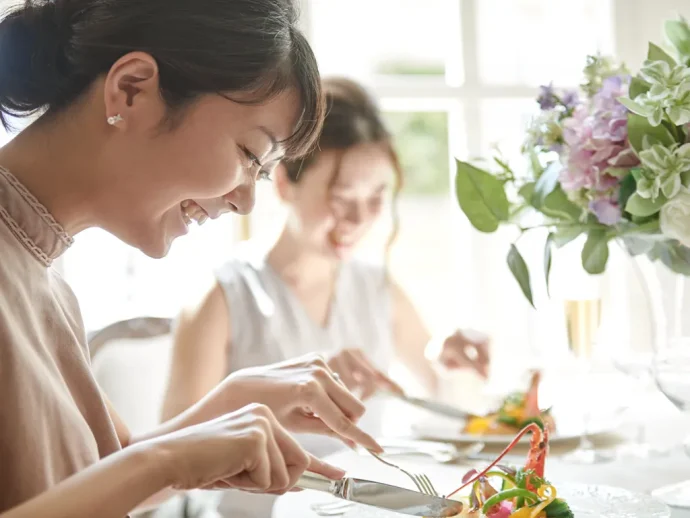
[
  {"x1": 344, "y1": 202, "x2": 366, "y2": 225},
  {"x1": 225, "y1": 181, "x2": 256, "y2": 215}
]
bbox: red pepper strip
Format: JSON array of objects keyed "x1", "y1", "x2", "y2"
[{"x1": 447, "y1": 423, "x2": 540, "y2": 498}]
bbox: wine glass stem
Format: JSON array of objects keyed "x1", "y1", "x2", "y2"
[
  {"x1": 580, "y1": 409, "x2": 593, "y2": 450},
  {"x1": 635, "y1": 422, "x2": 645, "y2": 445}
]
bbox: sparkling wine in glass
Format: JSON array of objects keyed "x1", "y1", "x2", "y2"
[
  {"x1": 562, "y1": 298, "x2": 613, "y2": 464},
  {"x1": 564, "y1": 298, "x2": 601, "y2": 360}
]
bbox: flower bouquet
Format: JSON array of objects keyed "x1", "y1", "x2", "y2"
[{"x1": 455, "y1": 17, "x2": 690, "y2": 306}]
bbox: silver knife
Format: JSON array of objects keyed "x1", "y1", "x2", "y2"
[
  {"x1": 389, "y1": 392, "x2": 470, "y2": 420},
  {"x1": 297, "y1": 472, "x2": 463, "y2": 517}
]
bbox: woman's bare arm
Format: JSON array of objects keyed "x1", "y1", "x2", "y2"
[
  {"x1": 0, "y1": 443, "x2": 169, "y2": 518},
  {"x1": 160, "y1": 282, "x2": 231, "y2": 422},
  {"x1": 390, "y1": 281, "x2": 439, "y2": 395}
]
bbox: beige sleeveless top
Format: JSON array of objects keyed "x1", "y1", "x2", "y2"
[
  {"x1": 214, "y1": 242, "x2": 394, "y2": 517},
  {"x1": 0, "y1": 167, "x2": 122, "y2": 513}
]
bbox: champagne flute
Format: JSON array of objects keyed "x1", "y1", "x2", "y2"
[
  {"x1": 562, "y1": 298, "x2": 614, "y2": 464},
  {"x1": 611, "y1": 351, "x2": 667, "y2": 458},
  {"x1": 650, "y1": 340, "x2": 690, "y2": 508}
]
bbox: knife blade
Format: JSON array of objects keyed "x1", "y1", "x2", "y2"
[
  {"x1": 297, "y1": 472, "x2": 463, "y2": 517},
  {"x1": 389, "y1": 392, "x2": 471, "y2": 420}
]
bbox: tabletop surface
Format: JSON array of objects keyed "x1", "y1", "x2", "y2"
[{"x1": 273, "y1": 390, "x2": 690, "y2": 518}]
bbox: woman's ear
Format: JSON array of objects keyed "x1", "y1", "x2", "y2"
[{"x1": 103, "y1": 51, "x2": 163, "y2": 130}]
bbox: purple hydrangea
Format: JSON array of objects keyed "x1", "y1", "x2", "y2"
[
  {"x1": 537, "y1": 83, "x2": 558, "y2": 110},
  {"x1": 558, "y1": 74, "x2": 638, "y2": 224},
  {"x1": 590, "y1": 196, "x2": 622, "y2": 225},
  {"x1": 561, "y1": 90, "x2": 580, "y2": 110}
]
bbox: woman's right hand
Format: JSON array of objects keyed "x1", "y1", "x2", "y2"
[
  {"x1": 185, "y1": 353, "x2": 384, "y2": 453},
  {"x1": 157, "y1": 403, "x2": 344, "y2": 494}
]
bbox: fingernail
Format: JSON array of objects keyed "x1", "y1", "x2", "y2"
[{"x1": 181, "y1": 200, "x2": 190, "y2": 208}]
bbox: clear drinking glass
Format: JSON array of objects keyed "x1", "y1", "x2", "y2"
[
  {"x1": 561, "y1": 298, "x2": 614, "y2": 464},
  {"x1": 650, "y1": 340, "x2": 690, "y2": 508},
  {"x1": 611, "y1": 352, "x2": 668, "y2": 458}
]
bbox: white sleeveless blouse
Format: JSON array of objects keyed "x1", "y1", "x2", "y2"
[{"x1": 214, "y1": 243, "x2": 394, "y2": 517}]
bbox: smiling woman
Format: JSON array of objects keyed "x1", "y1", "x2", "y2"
[
  {"x1": 0, "y1": 0, "x2": 323, "y2": 257},
  {"x1": 0, "y1": 0, "x2": 399, "y2": 517}
]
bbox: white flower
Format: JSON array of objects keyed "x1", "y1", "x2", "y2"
[
  {"x1": 660, "y1": 188, "x2": 690, "y2": 246},
  {"x1": 637, "y1": 143, "x2": 690, "y2": 200}
]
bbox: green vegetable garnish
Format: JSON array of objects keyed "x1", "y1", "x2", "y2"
[
  {"x1": 497, "y1": 414, "x2": 520, "y2": 427},
  {"x1": 537, "y1": 498, "x2": 574, "y2": 518},
  {"x1": 504, "y1": 392, "x2": 525, "y2": 407},
  {"x1": 520, "y1": 416, "x2": 545, "y2": 430},
  {"x1": 481, "y1": 488, "x2": 540, "y2": 513}
]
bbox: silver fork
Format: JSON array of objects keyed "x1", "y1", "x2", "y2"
[{"x1": 367, "y1": 451, "x2": 439, "y2": 496}]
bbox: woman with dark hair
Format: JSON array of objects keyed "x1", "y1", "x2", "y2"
[
  {"x1": 0, "y1": 2, "x2": 385, "y2": 517},
  {"x1": 162, "y1": 77, "x2": 491, "y2": 517}
]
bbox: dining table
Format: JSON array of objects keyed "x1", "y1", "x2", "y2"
[{"x1": 273, "y1": 388, "x2": 690, "y2": 518}]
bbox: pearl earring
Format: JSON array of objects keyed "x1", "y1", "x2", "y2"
[{"x1": 107, "y1": 114, "x2": 124, "y2": 125}]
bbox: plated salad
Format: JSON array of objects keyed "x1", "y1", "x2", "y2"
[
  {"x1": 446, "y1": 422, "x2": 572, "y2": 518},
  {"x1": 463, "y1": 372, "x2": 555, "y2": 436}
]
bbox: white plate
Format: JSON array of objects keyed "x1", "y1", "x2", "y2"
[
  {"x1": 336, "y1": 483, "x2": 670, "y2": 518},
  {"x1": 409, "y1": 409, "x2": 621, "y2": 445}
]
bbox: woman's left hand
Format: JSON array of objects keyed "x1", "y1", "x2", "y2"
[
  {"x1": 326, "y1": 348, "x2": 404, "y2": 401},
  {"x1": 435, "y1": 329, "x2": 490, "y2": 378}
]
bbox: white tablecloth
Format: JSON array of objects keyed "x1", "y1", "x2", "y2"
[{"x1": 273, "y1": 391, "x2": 690, "y2": 518}]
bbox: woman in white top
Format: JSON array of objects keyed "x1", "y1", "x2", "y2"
[{"x1": 162, "y1": 77, "x2": 491, "y2": 517}]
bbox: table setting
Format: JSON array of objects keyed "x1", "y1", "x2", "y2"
[
  {"x1": 273, "y1": 378, "x2": 690, "y2": 518},
  {"x1": 272, "y1": 15, "x2": 690, "y2": 518}
]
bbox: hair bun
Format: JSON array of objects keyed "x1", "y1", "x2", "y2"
[{"x1": 0, "y1": 2, "x2": 72, "y2": 127}]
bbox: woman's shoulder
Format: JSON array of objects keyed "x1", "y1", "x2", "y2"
[{"x1": 215, "y1": 241, "x2": 269, "y2": 286}]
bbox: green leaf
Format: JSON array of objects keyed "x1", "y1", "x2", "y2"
[
  {"x1": 621, "y1": 235, "x2": 656, "y2": 256},
  {"x1": 519, "y1": 182, "x2": 536, "y2": 203},
  {"x1": 553, "y1": 226, "x2": 585, "y2": 247},
  {"x1": 682, "y1": 170, "x2": 690, "y2": 187},
  {"x1": 665, "y1": 19, "x2": 690, "y2": 58},
  {"x1": 662, "y1": 120, "x2": 684, "y2": 142},
  {"x1": 507, "y1": 244, "x2": 535, "y2": 308},
  {"x1": 630, "y1": 167, "x2": 644, "y2": 182},
  {"x1": 527, "y1": 147, "x2": 544, "y2": 178},
  {"x1": 618, "y1": 173, "x2": 637, "y2": 210},
  {"x1": 625, "y1": 192, "x2": 667, "y2": 217},
  {"x1": 544, "y1": 233, "x2": 554, "y2": 297},
  {"x1": 629, "y1": 77, "x2": 651, "y2": 99},
  {"x1": 581, "y1": 230, "x2": 610, "y2": 274},
  {"x1": 618, "y1": 96, "x2": 653, "y2": 117},
  {"x1": 627, "y1": 112, "x2": 677, "y2": 154},
  {"x1": 655, "y1": 242, "x2": 690, "y2": 275},
  {"x1": 531, "y1": 162, "x2": 561, "y2": 208},
  {"x1": 542, "y1": 499, "x2": 575, "y2": 518},
  {"x1": 455, "y1": 160, "x2": 510, "y2": 233},
  {"x1": 493, "y1": 156, "x2": 514, "y2": 176},
  {"x1": 541, "y1": 186, "x2": 583, "y2": 221},
  {"x1": 648, "y1": 42, "x2": 677, "y2": 66}
]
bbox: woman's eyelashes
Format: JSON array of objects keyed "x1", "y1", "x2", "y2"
[{"x1": 239, "y1": 145, "x2": 271, "y2": 181}]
